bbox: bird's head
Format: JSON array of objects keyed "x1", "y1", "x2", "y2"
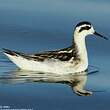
[{"x1": 74, "y1": 21, "x2": 108, "y2": 40}]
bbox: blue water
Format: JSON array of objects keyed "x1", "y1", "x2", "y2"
[{"x1": 0, "y1": 0, "x2": 110, "y2": 110}]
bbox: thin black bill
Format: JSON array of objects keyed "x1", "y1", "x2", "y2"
[{"x1": 94, "y1": 31, "x2": 108, "y2": 40}]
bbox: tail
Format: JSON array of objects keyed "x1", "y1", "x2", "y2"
[
  {"x1": 2, "y1": 48, "x2": 25, "y2": 57},
  {"x1": 2, "y1": 48, "x2": 30, "y2": 70},
  {"x1": 3, "y1": 48, "x2": 19, "y2": 56},
  {"x1": 2, "y1": 48, "x2": 39, "y2": 71},
  {"x1": 2, "y1": 48, "x2": 31, "y2": 61}
]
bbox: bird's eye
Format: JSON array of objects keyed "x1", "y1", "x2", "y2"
[{"x1": 79, "y1": 26, "x2": 91, "y2": 32}]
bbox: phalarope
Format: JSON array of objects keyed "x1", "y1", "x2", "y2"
[{"x1": 3, "y1": 21, "x2": 108, "y2": 74}]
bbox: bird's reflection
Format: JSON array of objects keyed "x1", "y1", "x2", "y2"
[{"x1": 0, "y1": 67, "x2": 98, "y2": 96}]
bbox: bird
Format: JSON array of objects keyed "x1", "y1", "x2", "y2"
[{"x1": 3, "y1": 21, "x2": 108, "y2": 74}]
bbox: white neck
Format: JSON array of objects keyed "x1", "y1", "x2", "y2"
[{"x1": 73, "y1": 32, "x2": 88, "y2": 65}]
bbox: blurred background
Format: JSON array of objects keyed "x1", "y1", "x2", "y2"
[{"x1": 0, "y1": 0, "x2": 109, "y2": 52}]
